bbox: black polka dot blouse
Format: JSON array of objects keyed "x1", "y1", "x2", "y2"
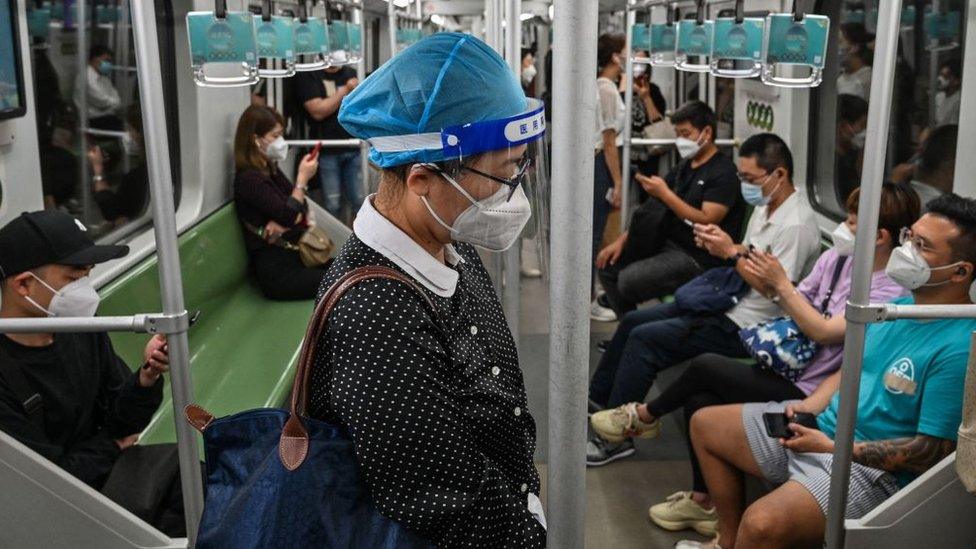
[{"x1": 308, "y1": 233, "x2": 547, "y2": 548}]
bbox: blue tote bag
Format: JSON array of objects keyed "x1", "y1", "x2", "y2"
[{"x1": 184, "y1": 266, "x2": 436, "y2": 549}]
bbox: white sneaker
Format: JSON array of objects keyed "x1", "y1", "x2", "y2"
[
  {"x1": 590, "y1": 299, "x2": 617, "y2": 322},
  {"x1": 674, "y1": 538, "x2": 721, "y2": 549},
  {"x1": 650, "y1": 491, "x2": 718, "y2": 536}
]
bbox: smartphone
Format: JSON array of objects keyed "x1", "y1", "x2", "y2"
[
  {"x1": 762, "y1": 412, "x2": 818, "y2": 439},
  {"x1": 311, "y1": 141, "x2": 322, "y2": 157}
]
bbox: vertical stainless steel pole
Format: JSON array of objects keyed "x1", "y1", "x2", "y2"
[
  {"x1": 129, "y1": 1, "x2": 205, "y2": 544},
  {"x1": 825, "y1": 2, "x2": 902, "y2": 549},
  {"x1": 502, "y1": 0, "x2": 522, "y2": 341},
  {"x1": 77, "y1": 0, "x2": 91, "y2": 223},
  {"x1": 354, "y1": 4, "x2": 369, "y2": 201},
  {"x1": 548, "y1": 0, "x2": 598, "y2": 546},
  {"x1": 620, "y1": 1, "x2": 636, "y2": 231},
  {"x1": 952, "y1": 0, "x2": 976, "y2": 184},
  {"x1": 387, "y1": 0, "x2": 397, "y2": 57}
]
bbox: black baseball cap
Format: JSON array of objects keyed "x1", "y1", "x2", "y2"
[{"x1": 0, "y1": 211, "x2": 128, "y2": 278}]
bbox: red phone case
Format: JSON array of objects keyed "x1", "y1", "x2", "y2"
[{"x1": 311, "y1": 141, "x2": 322, "y2": 157}]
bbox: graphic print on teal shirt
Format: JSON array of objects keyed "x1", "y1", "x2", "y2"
[{"x1": 817, "y1": 296, "x2": 976, "y2": 486}]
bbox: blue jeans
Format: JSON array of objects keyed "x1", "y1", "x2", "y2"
[
  {"x1": 588, "y1": 302, "x2": 749, "y2": 408},
  {"x1": 317, "y1": 150, "x2": 363, "y2": 218}
]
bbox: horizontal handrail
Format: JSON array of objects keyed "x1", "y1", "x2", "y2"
[
  {"x1": 847, "y1": 302, "x2": 976, "y2": 323},
  {"x1": 631, "y1": 137, "x2": 739, "y2": 147},
  {"x1": 83, "y1": 127, "x2": 128, "y2": 139},
  {"x1": 285, "y1": 139, "x2": 363, "y2": 147},
  {"x1": 0, "y1": 311, "x2": 191, "y2": 334}
]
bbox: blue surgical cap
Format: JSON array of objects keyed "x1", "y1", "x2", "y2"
[{"x1": 338, "y1": 32, "x2": 531, "y2": 168}]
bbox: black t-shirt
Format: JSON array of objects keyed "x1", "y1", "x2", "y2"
[
  {"x1": 0, "y1": 333, "x2": 163, "y2": 489},
  {"x1": 40, "y1": 146, "x2": 78, "y2": 205},
  {"x1": 293, "y1": 66, "x2": 357, "y2": 148},
  {"x1": 661, "y1": 151, "x2": 745, "y2": 269}
]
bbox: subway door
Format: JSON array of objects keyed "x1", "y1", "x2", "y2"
[{"x1": 0, "y1": 0, "x2": 43, "y2": 224}]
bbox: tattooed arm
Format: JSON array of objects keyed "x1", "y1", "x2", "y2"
[{"x1": 852, "y1": 435, "x2": 957, "y2": 475}]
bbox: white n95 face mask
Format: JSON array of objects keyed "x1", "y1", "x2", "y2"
[
  {"x1": 521, "y1": 65, "x2": 537, "y2": 86},
  {"x1": 264, "y1": 136, "x2": 289, "y2": 162},
  {"x1": 885, "y1": 242, "x2": 964, "y2": 290},
  {"x1": 422, "y1": 171, "x2": 532, "y2": 252},
  {"x1": 831, "y1": 222, "x2": 856, "y2": 256},
  {"x1": 25, "y1": 273, "x2": 101, "y2": 317},
  {"x1": 675, "y1": 136, "x2": 701, "y2": 160}
]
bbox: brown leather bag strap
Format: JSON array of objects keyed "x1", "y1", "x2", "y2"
[{"x1": 279, "y1": 265, "x2": 435, "y2": 471}]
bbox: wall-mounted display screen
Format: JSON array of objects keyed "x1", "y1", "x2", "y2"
[{"x1": 0, "y1": 0, "x2": 27, "y2": 120}]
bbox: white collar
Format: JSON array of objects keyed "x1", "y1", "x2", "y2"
[{"x1": 354, "y1": 195, "x2": 463, "y2": 298}]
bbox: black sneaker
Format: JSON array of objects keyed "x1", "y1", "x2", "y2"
[
  {"x1": 586, "y1": 436, "x2": 635, "y2": 467},
  {"x1": 597, "y1": 293, "x2": 613, "y2": 308},
  {"x1": 596, "y1": 339, "x2": 610, "y2": 353}
]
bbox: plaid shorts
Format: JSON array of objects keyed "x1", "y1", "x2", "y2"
[{"x1": 742, "y1": 401, "x2": 901, "y2": 519}]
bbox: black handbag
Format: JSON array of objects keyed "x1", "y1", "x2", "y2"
[
  {"x1": 101, "y1": 443, "x2": 187, "y2": 538},
  {"x1": 618, "y1": 197, "x2": 671, "y2": 266}
]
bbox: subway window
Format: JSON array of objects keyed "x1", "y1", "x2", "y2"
[
  {"x1": 27, "y1": 0, "x2": 181, "y2": 241},
  {"x1": 809, "y1": 0, "x2": 964, "y2": 218}
]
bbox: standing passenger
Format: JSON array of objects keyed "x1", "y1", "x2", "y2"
[
  {"x1": 294, "y1": 64, "x2": 363, "y2": 222},
  {"x1": 307, "y1": 33, "x2": 547, "y2": 546},
  {"x1": 592, "y1": 33, "x2": 627, "y2": 281}
]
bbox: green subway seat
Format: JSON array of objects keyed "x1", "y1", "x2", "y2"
[{"x1": 97, "y1": 204, "x2": 315, "y2": 448}]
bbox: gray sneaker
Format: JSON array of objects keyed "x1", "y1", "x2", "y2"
[{"x1": 585, "y1": 436, "x2": 635, "y2": 466}]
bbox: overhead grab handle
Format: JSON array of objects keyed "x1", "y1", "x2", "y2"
[
  {"x1": 793, "y1": 0, "x2": 804, "y2": 22},
  {"x1": 649, "y1": 3, "x2": 678, "y2": 67},
  {"x1": 293, "y1": 0, "x2": 332, "y2": 71},
  {"x1": 256, "y1": 1, "x2": 298, "y2": 78},
  {"x1": 186, "y1": 7, "x2": 261, "y2": 87},
  {"x1": 710, "y1": 0, "x2": 764, "y2": 78},
  {"x1": 760, "y1": 9, "x2": 830, "y2": 88},
  {"x1": 675, "y1": 0, "x2": 712, "y2": 73}
]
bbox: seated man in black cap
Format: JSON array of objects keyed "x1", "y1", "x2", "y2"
[{"x1": 0, "y1": 210, "x2": 184, "y2": 536}]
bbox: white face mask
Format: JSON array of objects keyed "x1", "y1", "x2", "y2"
[
  {"x1": 25, "y1": 273, "x2": 101, "y2": 318},
  {"x1": 421, "y1": 170, "x2": 532, "y2": 252},
  {"x1": 122, "y1": 132, "x2": 140, "y2": 156},
  {"x1": 262, "y1": 136, "x2": 288, "y2": 163},
  {"x1": 885, "y1": 242, "x2": 965, "y2": 290},
  {"x1": 938, "y1": 75, "x2": 951, "y2": 91},
  {"x1": 851, "y1": 130, "x2": 867, "y2": 149},
  {"x1": 831, "y1": 222, "x2": 856, "y2": 256},
  {"x1": 521, "y1": 65, "x2": 537, "y2": 86},
  {"x1": 632, "y1": 64, "x2": 647, "y2": 78},
  {"x1": 675, "y1": 133, "x2": 704, "y2": 160}
]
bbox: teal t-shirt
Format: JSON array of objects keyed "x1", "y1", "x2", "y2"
[{"x1": 817, "y1": 296, "x2": 976, "y2": 487}]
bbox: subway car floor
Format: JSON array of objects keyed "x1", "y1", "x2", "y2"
[{"x1": 517, "y1": 269, "x2": 712, "y2": 548}]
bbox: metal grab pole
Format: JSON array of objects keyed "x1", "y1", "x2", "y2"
[
  {"x1": 387, "y1": 0, "x2": 397, "y2": 57},
  {"x1": 502, "y1": 0, "x2": 522, "y2": 341},
  {"x1": 354, "y1": 5, "x2": 369, "y2": 200},
  {"x1": 825, "y1": 2, "x2": 902, "y2": 549},
  {"x1": 620, "y1": 0, "x2": 636, "y2": 231},
  {"x1": 548, "y1": 0, "x2": 598, "y2": 546},
  {"x1": 129, "y1": 1, "x2": 205, "y2": 544},
  {"x1": 77, "y1": 0, "x2": 91, "y2": 224}
]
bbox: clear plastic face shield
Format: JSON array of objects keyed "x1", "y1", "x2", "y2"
[{"x1": 371, "y1": 99, "x2": 549, "y2": 258}]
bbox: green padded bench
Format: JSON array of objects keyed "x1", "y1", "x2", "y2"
[{"x1": 97, "y1": 202, "x2": 350, "y2": 446}]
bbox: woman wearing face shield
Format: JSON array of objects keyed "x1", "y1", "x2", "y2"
[
  {"x1": 305, "y1": 33, "x2": 548, "y2": 547},
  {"x1": 232, "y1": 105, "x2": 326, "y2": 301}
]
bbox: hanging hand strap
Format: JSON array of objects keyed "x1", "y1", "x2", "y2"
[
  {"x1": 665, "y1": 2, "x2": 675, "y2": 27},
  {"x1": 262, "y1": 0, "x2": 272, "y2": 22},
  {"x1": 278, "y1": 266, "x2": 436, "y2": 471},
  {"x1": 695, "y1": 0, "x2": 705, "y2": 25},
  {"x1": 214, "y1": 0, "x2": 227, "y2": 19},
  {"x1": 298, "y1": 0, "x2": 309, "y2": 23},
  {"x1": 734, "y1": 0, "x2": 744, "y2": 24},
  {"x1": 792, "y1": 0, "x2": 805, "y2": 22}
]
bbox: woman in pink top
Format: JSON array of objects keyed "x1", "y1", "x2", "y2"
[{"x1": 589, "y1": 183, "x2": 920, "y2": 537}]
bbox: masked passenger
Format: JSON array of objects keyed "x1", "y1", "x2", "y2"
[
  {"x1": 305, "y1": 33, "x2": 547, "y2": 546},
  {"x1": 74, "y1": 44, "x2": 123, "y2": 131}
]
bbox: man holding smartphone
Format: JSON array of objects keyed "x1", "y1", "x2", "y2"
[
  {"x1": 683, "y1": 194, "x2": 976, "y2": 549},
  {"x1": 0, "y1": 211, "x2": 184, "y2": 535}
]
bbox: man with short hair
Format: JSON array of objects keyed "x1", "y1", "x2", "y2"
[
  {"x1": 935, "y1": 58, "x2": 962, "y2": 127},
  {"x1": 74, "y1": 44, "x2": 123, "y2": 131},
  {"x1": 592, "y1": 100, "x2": 745, "y2": 320},
  {"x1": 0, "y1": 211, "x2": 180, "y2": 534},
  {"x1": 587, "y1": 133, "x2": 820, "y2": 465},
  {"x1": 683, "y1": 194, "x2": 976, "y2": 549}
]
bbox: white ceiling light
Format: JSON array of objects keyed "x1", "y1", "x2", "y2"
[
  {"x1": 383, "y1": 0, "x2": 411, "y2": 7},
  {"x1": 430, "y1": 13, "x2": 445, "y2": 26},
  {"x1": 520, "y1": 13, "x2": 535, "y2": 21}
]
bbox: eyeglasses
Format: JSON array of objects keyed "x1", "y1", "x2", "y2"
[
  {"x1": 462, "y1": 156, "x2": 533, "y2": 201},
  {"x1": 899, "y1": 227, "x2": 935, "y2": 253}
]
